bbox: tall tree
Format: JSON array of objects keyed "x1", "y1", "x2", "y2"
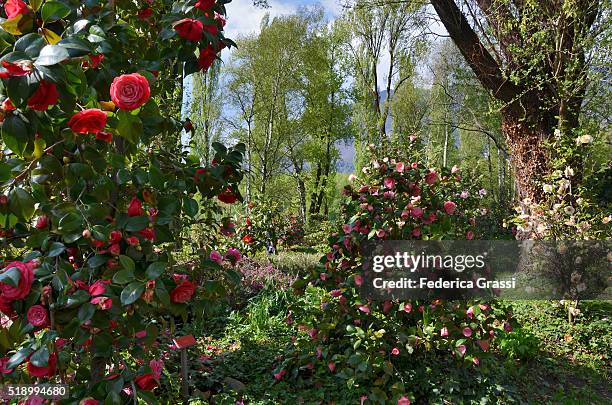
[{"x1": 430, "y1": 0, "x2": 605, "y2": 201}]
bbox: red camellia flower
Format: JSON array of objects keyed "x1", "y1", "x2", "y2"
[
  {"x1": 127, "y1": 197, "x2": 143, "y2": 217},
  {"x1": 91, "y1": 296, "x2": 112, "y2": 310},
  {"x1": 0, "y1": 261, "x2": 34, "y2": 301},
  {"x1": 138, "y1": 228, "x2": 155, "y2": 241},
  {"x1": 0, "y1": 60, "x2": 32, "y2": 78},
  {"x1": 27, "y1": 305, "x2": 48, "y2": 327},
  {"x1": 170, "y1": 281, "x2": 197, "y2": 303},
  {"x1": 27, "y1": 352, "x2": 57, "y2": 378},
  {"x1": 110, "y1": 73, "x2": 151, "y2": 111},
  {"x1": 96, "y1": 131, "x2": 113, "y2": 143},
  {"x1": 135, "y1": 373, "x2": 158, "y2": 391},
  {"x1": 126, "y1": 236, "x2": 140, "y2": 246},
  {"x1": 35, "y1": 215, "x2": 49, "y2": 229},
  {"x1": 80, "y1": 398, "x2": 100, "y2": 405},
  {"x1": 2, "y1": 98, "x2": 15, "y2": 111},
  {"x1": 242, "y1": 235, "x2": 253, "y2": 244},
  {"x1": 195, "y1": 0, "x2": 216, "y2": 10},
  {"x1": 83, "y1": 53, "x2": 105, "y2": 69},
  {"x1": 0, "y1": 297, "x2": 14, "y2": 317},
  {"x1": 4, "y1": 0, "x2": 29, "y2": 20},
  {"x1": 68, "y1": 109, "x2": 107, "y2": 134},
  {"x1": 27, "y1": 80, "x2": 59, "y2": 111},
  {"x1": 137, "y1": 7, "x2": 153, "y2": 20},
  {"x1": 174, "y1": 18, "x2": 204, "y2": 42},
  {"x1": 0, "y1": 357, "x2": 13, "y2": 374},
  {"x1": 217, "y1": 187, "x2": 237, "y2": 204},
  {"x1": 203, "y1": 23, "x2": 218, "y2": 36},
  {"x1": 197, "y1": 43, "x2": 224, "y2": 72}
]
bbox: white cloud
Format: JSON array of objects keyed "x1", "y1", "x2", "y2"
[{"x1": 224, "y1": 0, "x2": 299, "y2": 39}]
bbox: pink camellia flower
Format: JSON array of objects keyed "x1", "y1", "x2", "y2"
[
  {"x1": 330, "y1": 289, "x2": 342, "y2": 298},
  {"x1": 91, "y1": 296, "x2": 112, "y2": 310},
  {"x1": 463, "y1": 327, "x2": 472, "y2": 337},
  {"x1": 460, "y1": 191, "x2": 469, "y2": 199},
  {"x1": 466, "y1": 230, "x2": 474, "y2": 240},
  {"x1": 354, "y1": 274, "x2": 363, "y2": 286},
  {"x1": 79, "y1": 398, "x2": 100, "y2": 405},
  {"x1": 126, "y1": 236, "x2": 140, "y2": 246},
  {"x1": 89, "y1": 280, "x2": 107, "y2": 296},
  {"x1": 4, "y1": 0, "x2": 29, "y2": 19},
  {"x1": 273, "y1": 369, "x2": 287, "y2": 380},
  {"x1": 404, "y1": 303, "x2": 412, "y2": 313},
  {"x1": 382, "y1": 301, "x2": 393, "y2": 314},
  {"x1": 391, "y1": 347, "x2": 400, "y2": 356},
  {"x1": 457, "y1": 345, "x2": 467, "y2": 356},
  {"x1": 225, "y1": 248, "x2": 242, "y2": 264},
  {"x1": 478, "y1": 340, "x2": 490, "y2": 351},
  {"x1": 440, "y1": 327, "x2": 449, "y2": 337},
  {"x1": 149, "y1": 359, "x2": 164, "y2": 380},
  {"x1": 138, "y1": 228, "x2": 155, "y2": 241},
  {"x1": 55, "y1": 338, "x2": 68, "y2": 350},
  {"x1": 396, "y1": 162, "x2": 405, "y2": 173},
  {"x1": 358, "y1": 305, "x2": 370, "y2": 314},
  {"x1": 24, "y1": 396, "x2": 46, "y2": 405},
  {"x1": 400, "y1": 210, "x2": 410, "y2": 220},
  {"x1": 473, "y1": 357, "x2": 480, "y2": 366},
  {"x1": 443, "y1": 201, "x2": 456, "y2": 215},
  {"x1": 398, "y1": 396, "x2": 411, "y2": 405},
  {"x1": 425, "y1": 170, "x2": 438, "y2": 185},
  {"x1": 411, "y1": 228, "x2": 421, "y2": 238},
  {"x1": 503, "y1": 322, "x2": 512, "y2": 332},
  {"x1": 328, "y1": 362, "x2": 336, "y2": 372},
  {"x1": 466, "y1": 306, "x2": 474, "y2": 319},
  {"x1": 209, "y1": 250, "x2": 223, "y2": 264},
  {"x1": 342, "y1": 224, "x2": 352, "y2": 234},
  {"x1": 451, "y1": 165, "x2": 460, "y2": 174},
  {"x1": 0, "y1": 261, "x2": 34, "y2": 301},
  {"x1": 27, "y1": 305, "x2": 48, "y2": 327},
  {"x1": 110, "y1": 73, "x2": 151, "y2": 111},
  {"x1": 479, "y1": 304, "x2": 489, "y2": 311},
  {"x1": 135, "y1": 330, "x2": 147, "y2": 339},
  {"x1": 423, "y1": 213, "x2": 437, "y2": 224},
  {"x1": 376, "y1": 229, "x2": 386, "y2": 238},
  {"x1": 411, "y1": 207, "x2": 423, "y2": 218},
  {"x1": 383, "y1": 177, "x2": 396, "y2": 189},
  {"x1": 308, "y1": 328, "x2": 318, "y2": 339}
]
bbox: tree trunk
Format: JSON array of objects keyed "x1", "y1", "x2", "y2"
[{"x1": 501, "y1": 111, "x2": 551, "y2": 201}]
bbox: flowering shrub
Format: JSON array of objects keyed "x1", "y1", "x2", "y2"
[
  {"x1": 282, "y1": 148, "x2": 512, "y2": 403},
  {"x1": 0, "y1": 0, "x2": 240, "y2": 403},
  {"x1": 225, "y1": 196, "x2": 283, "y2": 255},
  {"x1": 278, "y1": 214, "x2": 304, "y2": 248}
]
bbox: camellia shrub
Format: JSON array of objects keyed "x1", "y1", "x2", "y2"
[
  {"x1": 283, "y1": 147, "x2": 513, "y2": 403},
  {"x1": 0, "y1": 0, "x2": 241, "y2": 403}
]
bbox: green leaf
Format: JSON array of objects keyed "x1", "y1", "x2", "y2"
[
  {"x1": 0, "y1": 266, "x2": 21, "y2": 287},
  {"x1": 35, "y1": 45, "x2": 70, "y2": 66},
  {"x1": 183, "y1": 197, "x2": 198, "y2": 218},
  {"x1": 0, "y1": 162, "x2": 11, "y2": 182},
  {"x1": 78, "y1": 303, "x2": 96, "y2": 323},
  {"x1": 1, "y1": 114, "x2": 30, "y2": 157},
  {"x1": 41, "y1": 1, "x2": 72, "y2": 23},
  {"x1": 9, "y1": 188, "x2": 35, "y2": 220},
  {"x1": 47, "y1": 241, "x2": 65, "y2": 257},
  {"x1": 145, "y1": 262, "x2": 166, "y2": 280},
  {"x1": 66, "y1": 290, "x2": 90, "y2": 307},
  {"x1": 30, "y1": 0, "x2": 43, "y2": 11},
  {"x1": 112, "y1": 268, "x2": 135, "y2": 285},
  {"x1": 87, "y1": 255, "x2": 107, "y2": 268},
  {"x1": 125, "y1": 216, "x2": 148, "y2": 232},
  {"x1": 117, "y1": 110, "x2": 142, "y2": 144},
  {"x1": 118, "y1": 255, "x2": 135, "y2": 272},
  {"x1": 120, "y1": 282, "x2": 145, "y2": 306},
  {"x1": 7, "y1": 346, "x2": 34, "y2": 369},
  {"x1": 30, "y1": 346, "x2": 50, "y2": 367}
]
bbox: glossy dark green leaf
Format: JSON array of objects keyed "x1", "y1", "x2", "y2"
[
  {"x1": 35, "y1": 45, "x2": 70, "y2": 66},
  {"x1": 145, "y1": 262, "x2": 166, "y2": 280},
  {"x1": 47, "y1": 241, "x2": 65, "y2": 257},
  {"x1": 120, "y1": 282, "x2": 145, "y2": 306},
  {"x1": 41, "y1": 1, "x2": 72, "y2": 23},
  {"x1": 9, "y1": 188, "x2": 35, "y2": 220},
  {"x1": 1, "y1": 114, "x2": 30, "y2": 156},
  {"x1": 0, "y1": 266, "x2": 21, "y2": 287}
]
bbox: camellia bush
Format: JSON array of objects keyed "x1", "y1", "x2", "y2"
[
  {"x1": 0, "y1": 0, "x2": 241, "y2": 403},
  {"x1": 283, "y1": 146, "x2": 513, "y2": 403}
]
